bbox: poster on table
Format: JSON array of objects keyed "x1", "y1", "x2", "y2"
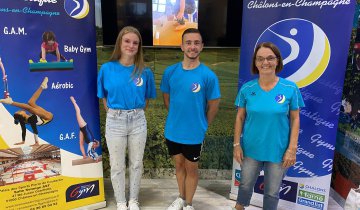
[
  {"x1": 230, "y1": 0, "x2": 356, "y2": 209},
  {"x1": 0, "y1": 0, "x2": 105, "y2": 209}
]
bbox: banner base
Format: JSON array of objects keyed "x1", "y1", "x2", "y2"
[{"x1": 73, "y1": 201, "x2": 107, "y2": 210}]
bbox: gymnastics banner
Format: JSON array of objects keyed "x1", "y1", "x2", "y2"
[
  {"x1": 230, "y1": 0, "x2": 356, "y2": 209},
  {"x1": 0, "y1": 1, "x2": 105, "y2": 209}
]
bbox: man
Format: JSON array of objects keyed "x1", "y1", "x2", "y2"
[{"x1": 160, "y1": 28, "x2": 221, "y2": 210}]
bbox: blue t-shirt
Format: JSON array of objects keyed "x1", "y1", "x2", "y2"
[
  {"x1": 160, "y1": 62, "x2": 221, "y2": 144},
  {"x1": 235, "y1": 78, "x2": 305, "y2": 163},
  {"x1": 97, "y1": 61, "x2": 156, "y2": 109}
]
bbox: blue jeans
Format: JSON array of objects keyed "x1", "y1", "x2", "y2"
[
  {"x1": 105, "y1": 108, "x2": 147, "y2": 204},
  {"x1": 236, "y1": 157, "x2": 287, "y2": 210}
]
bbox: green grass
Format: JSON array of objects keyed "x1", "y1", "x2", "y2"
[{"x1": 96, "y1": 47, "x2": 240, "y2": 177}]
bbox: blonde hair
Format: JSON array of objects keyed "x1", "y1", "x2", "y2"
[{"x1": 109, "y1": 26, "x2": 145, "y2": 76}]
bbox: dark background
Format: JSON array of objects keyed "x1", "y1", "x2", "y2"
[{"x1": 101, "y1": 0, "x2": 242, "y2": 47}]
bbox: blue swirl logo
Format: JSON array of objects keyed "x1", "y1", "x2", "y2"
[
  {"x1": 191, "y1": 83, "x2": 201, "y2": 93},
  {"x1": 64, "y1": 0, "x2": 90, "y2": 19},
  {"x1": 275, "y1": 94, "x2": 286, "y2": 104},
  {"x1": 256, "y1": 18, "x2": 331, "y2": 88}
]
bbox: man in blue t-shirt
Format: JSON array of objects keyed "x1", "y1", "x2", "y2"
[{"x1": 160, "y1": 28, "x2": 221, "y2": 210}]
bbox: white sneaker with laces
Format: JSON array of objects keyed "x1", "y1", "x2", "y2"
[
  {"x1": 128, "y1": 199, "x2": 140, "y2": 210},
  {"x1": 166, "y1": 197, "x2": 185, "y2": 210},
  {"x1": 116, "y1": 202, "x2": 127, "y2": 210},
  {"x1": 183, "y1": 205, "x2": 195, "y2": 210}
]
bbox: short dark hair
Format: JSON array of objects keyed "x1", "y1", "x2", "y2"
[
  {"x1": 182, "y1": 28, "x2": 202, "y2": 42},
  {"x1": 251, "y1": 42, "x2": 284, "y2": 74}
]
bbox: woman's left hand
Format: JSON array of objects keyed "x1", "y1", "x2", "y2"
[{"x1": 282, "y1": 149, "x2": 296, "y2": 168}]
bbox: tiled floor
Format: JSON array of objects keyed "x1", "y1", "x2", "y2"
[{"x1": 97, "y1": 178, "x2": 342, "y2": 210}]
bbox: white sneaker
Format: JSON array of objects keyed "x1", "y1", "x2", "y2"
[
  {"x1": 183, "y1": 205, "x2": 195, "y2": 210},
  {"x1": 128, "y1": 199, "x2": 140, "y2": 210},
  {"x1": 116, "y1": 202, "x2": 128, "y2": 210},
  {"x1": 166, "y1": 197, "x2": 185, "y2": 210},
  {"x1": 41, "y1": 77, "x2": 48, "y2": 89}
]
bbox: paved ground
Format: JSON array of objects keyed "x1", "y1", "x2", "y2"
[{"x1": 98, "y1": 178, "x2": 342, "y2": 210}]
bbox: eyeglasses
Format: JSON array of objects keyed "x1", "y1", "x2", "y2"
[{"x1": 255, "y1": 56, "x2": 277, "y2": 63}]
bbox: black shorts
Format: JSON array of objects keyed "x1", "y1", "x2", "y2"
[{"x1": 166, "y1": 139, "x2": 202, "y2": 162}]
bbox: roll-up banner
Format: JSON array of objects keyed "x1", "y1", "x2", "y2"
[
  {"x1": 230, "y1": 1, "x2": 356, "y2": 209},
  {"x1": 0, "y1": 1, "x2": 105, "y2": 209}
]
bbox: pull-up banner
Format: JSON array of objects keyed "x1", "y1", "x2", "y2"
[
  {"x1": 230, "y1": 0, "x2": 356, "y2": 209},
  {"x1": 0, "y1": 0, "x2": 105, "y2": 209}
]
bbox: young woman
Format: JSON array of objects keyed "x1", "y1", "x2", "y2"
[
  {"x1": 233, "y1": 42, "x2": 304, "y2": 210},
  {"x1": 97, "y1": 26, "x2": 156, "y2": 210}
]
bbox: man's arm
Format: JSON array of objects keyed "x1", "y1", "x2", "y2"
[
  {"x1": 207, "y1": 98, "x2": 220, "y2": 125},
  {"x1": 163, "y1": 93, "x2": 170, "y2": 111}
]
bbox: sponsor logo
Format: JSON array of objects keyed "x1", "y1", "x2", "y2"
[
  {"x1": 191, "y1": 83, "x2": 201, "y2": 93},
  {"x1": 256, "y1": 18, "x2": 331, "y2": 88},
  {"x1": 298, "y1": 189, "x2": 325, "y2": 202},
  {"x1": 66, "y1": 180, "x2": 100, "y2": 202},
  {"x1": 234, "y1": 169, "x2": 241, "y2": 186},
  {"x1": 250, "y1": 92, "x2": 256, "y2": 96},
  {"x1": 299, "y1": 183, "x2": 327, "y2": 193},
  {"x1": 64, "y1": 0, "x2": 90, "y2": 19},
  {"x1": 254, "y1": 176, "x2": 298, "y2": 202},
  {"x1": 297, "y1": 197, "x2": 324, "y2": 210}
]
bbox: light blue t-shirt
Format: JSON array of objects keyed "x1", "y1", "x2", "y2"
[
  {"x1": 235, "y1": 78, "x2": 305, "y2": 163},
  {"x1": 160, "y1": 62, "x2": 221, "y2": 144},
  {"x1": 97, "y1": 61, "x2": 156, "y2": 109}
]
